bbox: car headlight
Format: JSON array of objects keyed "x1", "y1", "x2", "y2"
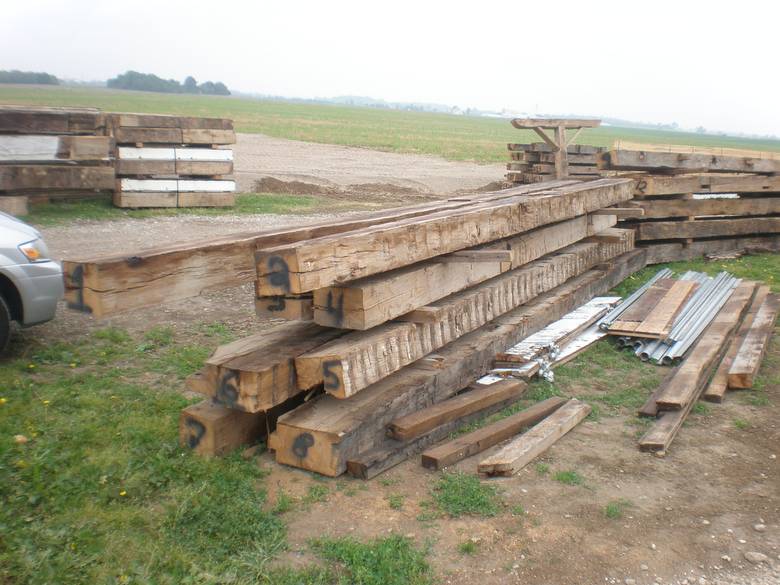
[{"x1": 18, "y1": 239, "x2": 50, "y2": 263}]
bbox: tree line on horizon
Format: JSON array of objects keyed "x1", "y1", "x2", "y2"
[{"x1": 0, "y1": 69, "x2": 230, "y2": 96}]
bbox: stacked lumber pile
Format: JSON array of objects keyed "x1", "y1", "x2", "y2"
[
  {"x1": 0, "y1": 105, "x2": 114, "y2": 215},
  {"x1": 506, "y1": 143, "x2": 603, "y2": 185},
  {"x1": 636, "y1": 279, "x2": 779, "y2": 452},
  {"x1": 598, "y1": 144, "x2": 780, "y2": 262},
  {"x1": 109, "y1": 113, "x2": 236, "y2": 208},
  {"x1": 179, "y1": 178, "x2": 646, "y2": 477}
]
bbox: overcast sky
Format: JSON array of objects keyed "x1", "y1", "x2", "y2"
[{"x1": 2, "y1": 0, "x2": 778, "y2": 136}]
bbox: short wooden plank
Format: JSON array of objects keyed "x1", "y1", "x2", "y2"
[
  {"x1": 0, "y1": 195, "x2": 28, "y2": 216},
  {"x1": 296, "y1": 239, "x2": 633, "y2": 398},
  {"x1": 179, "y1": 400, "x2": 266, "y2": 456},
  {"x1": 112, "y1": 192, "x2": 177, "y2": 208},
  {"x1": 653, "y1": 282, "x2": 756, "y2": 411},
  {"x1": 637, "y1": 218, "x2": 780, "y2": 241},
  {"x1": 387, "y1": 379, "x2": 526, "y2": 441},
  {"x1": 727, "y1": 294, "x2": 780, "y2": 389},
  {"x1": 477, "y1": 399, "x2": 591, "y2": 476},
  {"x1": 419, "y1": 396, "x2": 568, "y2": 470},
  {"x1": 270, "y1": 249, "x2": 647, "y2": 476},
  {"x1": 704, "y1": 285, "x2": 770, "y2": 402},
  {"x1": 190, "y1": 322, "x2": 345, "y2": 413},
  {"x1": 118, "y1": 178, "x2": 235, "y2": 193},
  {"x1": 255, "y1": 179, "x2": 634, "y2": 295},
  {"x1": 114, "y1": 127, "x2": 183, "y2": 144},
  {"x1": 177, "y1": 193, "x2": 235, "y2": 207},
  {"x1": 181, "y1": 129, "x2": 236, "y2": 145},
  {"x1": 116, "y1": 159, "x2": 233, "y2": 177}
]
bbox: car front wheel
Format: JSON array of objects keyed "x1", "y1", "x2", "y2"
[{"x1": 0, "y1": 295, "x2": 11, "y2": 352}]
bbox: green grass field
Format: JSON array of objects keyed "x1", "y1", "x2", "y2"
[
  {"x1": 2, "y1": 85, "x2": 779, "y2": 163},
  {"x1": 1, "y1": 255, "x2": 778, "y2": 583}
]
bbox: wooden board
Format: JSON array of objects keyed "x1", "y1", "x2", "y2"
[
  {"x1": 511, "y1": 119, "x2": 601, "y2": 129},
  {"x1": 118, "y1": 178, "x2": 235, "y2": 193},
  {"x1": 727, "y1": 294, "x2": 780, "y2": 389},
  {"x1": 651, "y1": 282, "x2": 756, "y2": 411},
  {"x1": 704, "y1": 285, "x2": 771, "y2": 402},
  {"x1": 601, "y1": 150, "x2": 780, "y2": 174},
  {"x1": 268, "y1": 249, "x2": 647, "y2": 476},
  {"x1": 0, "y1": 195, "x2": 28, "y2": 216},
  {"x1": 295, "y1": 239, "x2": 633, "y2": 398},
  {"x1": 310, "y1": 215, "x2": 618, "y2": 330},
  {"x1": 387, "y1": 379, "x2": 526, "y2": 441},
  {"x1": 116, "y1": 159, "x2": 233, "y2": 177},
  {"x1": 0, "y1": 165, "x2": 115, "y2": 192},
  {"x1": 188, "y1": 322, "x2": 345, "y2": 413},
  {"x1": 0, "y1": 105, "x2": 103, "y2": 135},
  {"x1": 181, "y1": 129, "x2": 236, "y2": 145},
  {"x1": 625, "y1": 197, "x2": 780, "y2": 220},
  {"x1": 108, "y1": 113, "x2": 233, "y2": 130},
  {"x1": 631, "y1": 174, "x2": 780, "y2": 197},
  {"x1": 419, "y1": 397, "x2": 567, "y2": 470},
  {"x1": 643, "y1": 235, "x2": 780, "y2": 265},
  {"x1": 508, "y1": 143, "x2": 602, "y2": 155},
  {"x1": 609, "y1": 279, "x2": 698, "y2": 338},
  {"x1": 179, "y1": 400, "x2": 266, "y2": 456},
  {"x1": 256, "y1": 179, "x2": 633, "y2": 295},
  {"x1": 0, "y1": 135, "x2": 112, "y2": 163},
  {"x1": 636, "y1": 217, "x2": 780, "y2": 241},
  {"x1": 61, "y1": 180, "x2": 577, "y2": 317},
  {"x1": 346, "y1": 378, "x2": 530, "y2": 479},
  {"x1": 477, "y1": 399, "x2": 591, "y2": 476}
]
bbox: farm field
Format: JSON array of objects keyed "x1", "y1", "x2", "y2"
[{"x1": 2, "y1": 85, "x2": 780, "y2": 163}]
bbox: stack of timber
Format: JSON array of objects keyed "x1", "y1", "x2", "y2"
[
  {"x1": 636, "y1": 280, "x2": 775, "y2": 452},
  {"x1": 108, "y1": 113, "x2": 236, "y2": 208},
  {"x1": 597, "y1": 145, "x2": 780, "y2": 263},
  {"x1": 178, "y1": 178, "x2": 646, "y2": 477},
  {"x1": 506, "y1": 143, "x2": 604, "y2": 185},
  {"x1": 0, "y1": 105, "x2": 113, "y2": 215}
]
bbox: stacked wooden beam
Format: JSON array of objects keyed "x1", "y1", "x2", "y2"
[
  {"x1": 506, "y1": 143, "x2": 604, "y2": 185},
  {"x1": 178, "y1": 178, "x2": 645, "y2": 476},
  {"x1": 108, "y1": 113, "x2": 236, "y2": 208},
  {"x1": 597, "y1": 146, "x2": 780, "y2": 262},
  {"x1": 0, "y1": 106, "x2": 113, "y2": 215}
]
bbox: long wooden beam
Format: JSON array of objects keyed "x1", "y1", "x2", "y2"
[
  {"x1": 311, "y1": 214, "x2": 617, "y2": 329},
  {"x1": 602, "y1": 150, "x2": 780, "y2": 174},
  {"x1": 0, "y1": 165, "x2": 115, "y2": 191},
  {"x1": 62, "y1": 180, "x2": 578, "y2": 317},
  {"x1": 643, "y1": 235, "x2": 780, "y2": 265},
  {"x1": 625, "y1": 197, "x2": 780, "y2": 219},
  {"x1": 630, "y1": 174, "x2": 780, "y2": 197},
  {"x1": 636, "y1": 217, "x2": 780, "y2": 241},
  {"x1": 295, "y1": 237, "x2": 634, "y2": 398},
  {"x1": 511, "y1": 118, "x2": 601, "y2": 129},
  {"x1": 268, "y1": 249, "x2": 647, "y2": 476},
  {"x1": 255, "y1": 179, "x2": 633, "y2": 295}
]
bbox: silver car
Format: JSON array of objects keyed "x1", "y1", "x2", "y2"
[{"x1": 0, "y1": 212, "x2": 64, "y2": 350}]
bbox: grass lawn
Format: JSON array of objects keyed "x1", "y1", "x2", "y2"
[
  {"x1": 1, "y1": 253, "x2": 778, "y2": 583},
  {"x1": 2, "y1": 85, "x2": 780, "y2": 163}
]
